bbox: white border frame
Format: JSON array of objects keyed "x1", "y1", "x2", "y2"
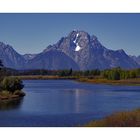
[{"x1": 0, "y1": 0, "x2": 140, "y2": 140}]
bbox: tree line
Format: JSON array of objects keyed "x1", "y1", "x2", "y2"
[
  {"x1": 16, "y1": 67, "x2": 140, "y2": 80},
  {"x1": 0, "y1": 58, "x2": 140, "y2": 80}
]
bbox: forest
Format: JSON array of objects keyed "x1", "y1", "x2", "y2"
[{"x1": 9, "y1": 67, "x2": 140, "y2": 80}]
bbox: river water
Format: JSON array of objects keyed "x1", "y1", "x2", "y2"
[{"x1": 0, "y1": 80, "x2": 140, "y2": 126}]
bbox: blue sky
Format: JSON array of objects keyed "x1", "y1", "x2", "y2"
[{"x1": 0, "y1": 13, "x2": 140, "y2": 56}]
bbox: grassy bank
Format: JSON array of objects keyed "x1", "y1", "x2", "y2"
[
  {"x1": 0, "y1": 90, "x2": 25, "y2": 101},
  {"x1": 85, "y1": 109, "x2": 140, "y2": 127},
  {"x1": 78, "y1": 77, "x2": 140, "y2": 86},
  {"x1": 14, "y1": 75, "x2": 77, "y2": 80},
  {"x1": 15, "y1": 75, "x2": 140, "y2": 86}
]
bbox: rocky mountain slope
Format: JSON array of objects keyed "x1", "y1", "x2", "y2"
[
  {"x1": 130, "y1": 55, "x2": 140, "y2": 65},
  {"x1": 43, "y1": 30, "x2": 139, "y2": 70},
  {"x1": 0, "y1": 42, "x2": 25, "y2": 69},
  {"x1": 0, "y1": 30, "x2": 139, "y2": 70}
]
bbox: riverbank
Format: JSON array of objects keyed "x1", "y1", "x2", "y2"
[
  {"x1": 85, "y1": 108, "x2": 140, "y2": 127},
  {"x1": 78, "y1": 77, "x2": 140, "y2": 86},
  {"x1": 14, "y1": 75, "x2": 140, "y2": 86},
  {"x1": 0, "y1": 91, "x2": 25, "y2": 101},
  {"x1": 14, "y1": 75, "x2": 77, "y2": 80}
]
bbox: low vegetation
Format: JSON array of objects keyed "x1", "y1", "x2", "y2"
[
  {"x1": 78, "y1": 78, "x2": 140, "y2": 86},
  {"x1": 15, "y1": 67, "x2": 140, "y2": 80},
  {"x1": 85, "y1": 109, "x2": 140, "y2": 127},
  {"x1": 0, "y1": 77, "x2": 25, "y2": 100},
  {"x1": 0, "y1": 59, "x2": 140, "y2": 125},
  {"x1": 0, "y1": 60, "x2": 25, "y2": 101},
  {"x1": 11, "y1": 67, "x2": 140, "y2": 85}
]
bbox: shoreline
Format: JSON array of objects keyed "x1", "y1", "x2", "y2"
[
  {"x1": 85, "y1": 108, "x2": 140, "y2": 127},
  {"x1": 14, "y1": 75, "x2": 140, "y2": 86},
  {"x1": 14, "y1": 75, "x2": 77, "y2": 80},
  {"x1": 0, "y1": 92, "x2": 25, "y2": 101},
  {"x1": 2, "y1": 75, "x2": 140, "y2": 127},
  {"x1": 0, "y1": 96, "x2": 23, "y2": 102},
  {"x1": 77, "y1": 78, "x2": 140, "y2": 86}
]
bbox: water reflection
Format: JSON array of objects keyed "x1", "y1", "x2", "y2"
[
  {"x1": 75, "y1": 89, "x2": 81, "y2": 112},
  {"x1": 0, "y1": 80, "x2": 140, "y2": 126},
  {"x1": 0, "y1": 98, "x2": 24, "y2": 110},
  {"x1": 74, "y1": 89, "x2": 88, "y2": 113}
]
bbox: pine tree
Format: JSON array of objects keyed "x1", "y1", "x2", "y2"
[{"x1": 0, "y1": 59, "x2": 3, "y2": 69}]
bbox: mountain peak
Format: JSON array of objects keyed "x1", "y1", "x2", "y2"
[
  {"x1": 0, "y1": 42, "x2": 5, "y2": 46},
  {"x1": 0, "y1": 42, "x2": 25, "y2": 69},
  {"x1": 68, "y1": 30, "x2": 90, "y2": 38},
  {"x1": 0, "y1": 42, "x2": 13, "y2": 50},
  {"x1": 116, "y1": 49, "x2": 126, "y2": 54},
  {"x1": 44, "y1": 30, "x2": 102, "y2": 52},
  {"x1": 0, "y1": 30, "x2": 139, "y2": 70},
  {"x1": 68, "y1": 30, "x2": 91, "y2": 51}
]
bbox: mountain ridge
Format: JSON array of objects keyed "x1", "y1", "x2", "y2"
[{"x1": 0, "y1": 30, "x2": 139, "y2": 70}]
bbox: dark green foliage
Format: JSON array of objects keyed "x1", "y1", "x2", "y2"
[
  {"x1": 1, "y1": 77, "x2": 24, "y2": 94},
  {"x1": 16, "y1": 67, "x2": 140, "y2": 80},
  {"x1": 58, "y1": 69, "x2": 73, "y2": 76},
  {"x1": 0, "y1": 59, "x2": 3, "y2": 68},
  {"x1": 101, "y1": 68, "x2": 140, "y2": 80},
  {"x1": 56, "y1": 69, "x2": 73, "y2": 77},
  {"x1": 90, "y1": 69, "x2": 100, "y2": 76},
  {"x1": 102, "y1": 68, "x2": 121, "y2": 80},
  {"x1": 68, "y1": 68, "x2": 73, "y2": 76},
  {"x1": 59, "y1": 70, "x2": 66, "y2": 76},
  {"x1": 1, "y1": 63, "x2": 139, "y2": 81},
  {"x1": 84, "y1": 70, "x2": 90, "y2": 76},
  {"x1": 129, "y1": 70, "x2": 137, "y2": 78},
  {"x1": 0, "y1": 60, "x2": 25, "y2": 96},
  {"x1": 19, "y1": 69, "x2": 48, "y2": 75},
  {"x1": 0, "y1": 59, "x2": 4, "y2": 83}
]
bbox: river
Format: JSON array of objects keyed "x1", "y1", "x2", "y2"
[{"x1": 0, "y1": 80, "x2": 140, "y2": 126}]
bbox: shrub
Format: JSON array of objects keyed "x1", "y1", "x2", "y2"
[
  {"x1": 0, "y1": 90, "x2": 11, "y2": 97},
  {"x1": 1, "y1": 77, "x2": 24, "y2": 94},
  {"x1": 14, "y1": 90, "x2": 25, "y2": 97},
  {"x1": 85, "y1": 109, "x2": 140, "y2": 127}
]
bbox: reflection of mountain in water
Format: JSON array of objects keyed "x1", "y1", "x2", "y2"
[{"x1": 0, "y1": 98, "x2": 24, "y2": 110}]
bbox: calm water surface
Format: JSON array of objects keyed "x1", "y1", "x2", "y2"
[{"x1": 0, "y1": 80, "x2": 140, "y2": 126}]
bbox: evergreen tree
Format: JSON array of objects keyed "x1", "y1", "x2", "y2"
[
  {"x1": 0, "y1": 59, "x2": 3, "y2": 69},
  {"x1": 68, "y1": 68, "x2": 73, "y2": 76}
]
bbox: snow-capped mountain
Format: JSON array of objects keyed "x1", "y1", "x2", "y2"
[
  {"x1": 44, "y1": 30, "x2": 139, "y2": 70},
  {"x1": 0, "y1": 30, "x2": 139, "y2": 70}
]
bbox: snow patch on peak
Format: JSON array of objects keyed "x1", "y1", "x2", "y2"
[
  {"x1": 73, "y1": 33, "x2": 79, "y2": 44},
  {"x1": 75, "y1": 43, "x2": 81, "y2": 51},
  {"x1": 73, "y1": 33, "x2": 81, "y2": 51},
  {"x1": 76, "y1": 33, "x2": 79, "y2": 38}
]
